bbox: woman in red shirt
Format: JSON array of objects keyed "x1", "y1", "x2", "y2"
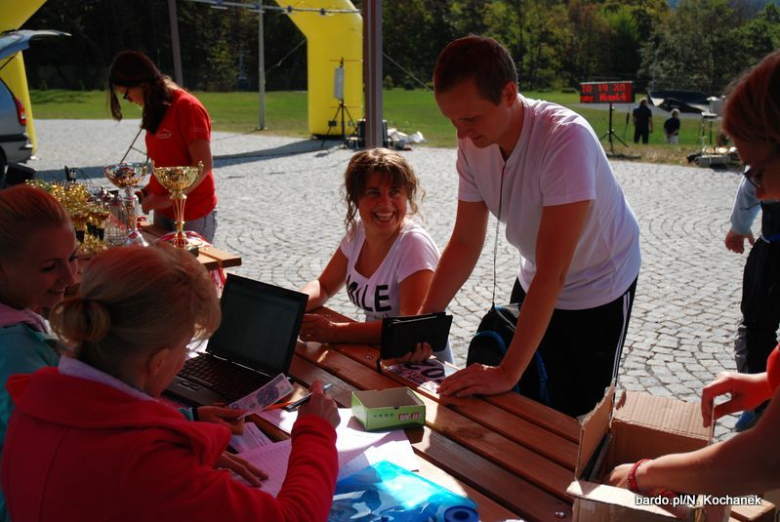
[
  {"x1": 109, "y1": 51, "x2": 218, "y2": 242},
  {"x1": 607, "y1": 50, "x2": 780, "y2": 498},
  {"x1": 1, "y1": 245, "x2": 340, "y2": 522}
]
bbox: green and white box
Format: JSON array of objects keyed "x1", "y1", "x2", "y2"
[{"x1": 351, "y1": 387, "x2": 426, "y2": 431}]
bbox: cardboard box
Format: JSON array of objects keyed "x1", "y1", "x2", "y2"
[
  {"x1": 351, "y1": 387, "x2": 425, "y2": 431},
  {"x1": 566, "y1": 388, "x2": 730, "y2": 521}
]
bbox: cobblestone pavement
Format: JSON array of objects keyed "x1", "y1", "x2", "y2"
[{"x1": 31, "y1": 119, "x2": 751, "y2": 439}]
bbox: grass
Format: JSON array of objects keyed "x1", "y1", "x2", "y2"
[{"x1": 30, "y1": 88, "x2": 713, "y2": 165}]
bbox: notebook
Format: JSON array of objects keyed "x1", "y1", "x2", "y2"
[{"x1": 164, "y1": 274, "x2": 307, "y2": 406}]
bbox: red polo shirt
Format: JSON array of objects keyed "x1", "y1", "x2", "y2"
[{"x1": 146, "y1": 89, "x2": 217, "y2": 221}]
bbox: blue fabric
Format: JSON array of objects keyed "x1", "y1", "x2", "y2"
[{"x1": 0, "y1": 323, "x2": 60, "y2": 521}]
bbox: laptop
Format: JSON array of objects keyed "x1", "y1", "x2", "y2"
[{"x1": 165, "y1": 274, "x2": 307, "y2": 406}]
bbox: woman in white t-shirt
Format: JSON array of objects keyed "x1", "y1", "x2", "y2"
[{"x1": 300, "y1": 148, "x2": 452, "y2": 362}]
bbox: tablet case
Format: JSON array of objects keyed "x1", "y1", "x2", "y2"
[{"x1": 380, "y1": 312, "x2": 453, "y2": 359}]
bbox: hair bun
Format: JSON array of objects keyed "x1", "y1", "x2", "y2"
[{"x1": 51, "y1": 297, "x2": 111, "y2": 346}]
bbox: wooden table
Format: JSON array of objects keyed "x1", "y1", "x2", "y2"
[
  {"x1": 280, "y1": 308, "x2": 776, "y2": 522},
  {"x1": 141, "y1": 223, "x2": 241, "y2": 271},
  {"x1": 285, "y1": 307, "x2": 579, "y2": 522}
]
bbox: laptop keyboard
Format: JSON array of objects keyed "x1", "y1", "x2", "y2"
[{"x1": 180, "y1": 355, "x2": 267, "y2": 400}]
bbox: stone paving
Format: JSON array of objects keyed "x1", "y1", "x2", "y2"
[{"x1": 30, "y1": 119, "x2": 752, "y2": 439}]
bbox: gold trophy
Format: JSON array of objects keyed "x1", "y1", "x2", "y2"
[
  {"x1": 152, "y1": 161, "x2": 203, "y2": 252},
  {"x1": 103, "y1": 162, "x2": 148, "y2": 247}
]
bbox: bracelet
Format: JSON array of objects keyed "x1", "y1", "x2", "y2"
[
  {"x1": 627, "y1": 458, "x2": 652, "y2": 494},
  {"x1": 628, "y1": 459, "x2": 677, "y2": 500}
]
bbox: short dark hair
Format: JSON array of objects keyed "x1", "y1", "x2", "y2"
[
  {"x1": 723, "y1": 49, "x2": 780, "y2": 146},
  {"x1": 433, "y1": 35, "x2": 517, "y2": 105}
]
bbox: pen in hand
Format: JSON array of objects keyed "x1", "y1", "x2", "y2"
[{"x1": 283, "y1": 383, "x2": 333, "y2": 412}]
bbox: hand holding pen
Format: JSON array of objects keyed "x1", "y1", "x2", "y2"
[{"x1": 297, "y1": 380, "x2": 340, "y2": 428}]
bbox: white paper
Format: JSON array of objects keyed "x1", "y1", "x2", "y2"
[
  {"x1": 230, "y1": 422, "x2": 273, "y2": 453},
  {"x1": 234, "y1": 440, "x2": 292, "y2": 497},
  {"x1": 385, "y1": 359, "x2": 458, "y2": 393},
  {"x1": 255, "y1": 408, "x2": 418, "y2": 483}
]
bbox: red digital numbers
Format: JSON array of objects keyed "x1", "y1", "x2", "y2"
[{"x1": 579, "y1": 82, "x2": 633, "y2": 104}]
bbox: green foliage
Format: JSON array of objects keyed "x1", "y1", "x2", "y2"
[{"x1": 383, "y1": 75, "x2": 395, "y2": 90}]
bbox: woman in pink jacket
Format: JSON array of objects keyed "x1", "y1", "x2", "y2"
[{"x1": 1, "y1": 244, "x2": 340, "y2": 521}]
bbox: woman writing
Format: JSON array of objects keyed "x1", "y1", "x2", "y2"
[
  {"x1": 300, "y1": 148, "x2": 451, "y2": 362},
  {"x1": 606, "y1": 50, "x2": 780, "y2": 498},
  {"x1": 109, "y1": 50, "x2": 218, "y2": 242},
  {"x1": 2, "y1": 244, "x2": 340, "y2": 521}
]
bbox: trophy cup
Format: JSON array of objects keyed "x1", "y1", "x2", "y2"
[
  {"x1": 152, "y1": 161, "x2": 203, "y2": 252},
  {"x1": 103, "y1": 162, "x2": 148, "y2": 247}
]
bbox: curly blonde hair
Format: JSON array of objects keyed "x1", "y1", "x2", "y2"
[
  {"x1": 50, "y1": 244, "x2": 220, "y2": 379},
  {"x1": 343, "y1": 148, "x2": 422, "y2": 235}
]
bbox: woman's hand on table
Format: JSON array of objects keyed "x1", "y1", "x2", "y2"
[
  {"x1": 437, "y1": 363, "x2": 515, "y2": 397},
  {"x1": 298, "y1": 380, "x2": 340, "y2": 428},
  {"x1": 299, "y1": 314, "x2": 344, "y2": 343},
  {"x1": 215, "y1": 451, "x2": 268, "y2": 487},
  {"x1": 198, "y1": 406, "x2": 246, "y2": 435},
  {"x1": 141, "y1": 192, "x2": 172, "y2": 214},
  {"x1": 700, "y1": 371, "x2": 771, "y2": 427}
]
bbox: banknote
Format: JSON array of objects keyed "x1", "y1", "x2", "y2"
[{"x1": 230, "y1": 373, "x2": 294, "y2": 416}]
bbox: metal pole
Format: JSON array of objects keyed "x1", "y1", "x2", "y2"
[
  {"x1": 257, "y1": 0, "x2": 266, "y2": 130},
  {"x1": 168, "y1": 0, "x2": 185, "y2": 86},
  {"x1": 363, "y1": 0, "x2": 383, "y2": 148}
]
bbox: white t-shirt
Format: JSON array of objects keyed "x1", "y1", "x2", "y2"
[
  {"x1": 340, "y1": 219, "x2": 440, "y2": 323},
  {"x1": 457, "y1": 95, "x2": 641, "y2": 309}
]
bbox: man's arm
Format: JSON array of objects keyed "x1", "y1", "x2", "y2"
[
  {"x1": 438, "y1": 200, "x2": 592, "y2": 397},
  {"x1": 419, "y1": 200, "x2": 490, "y2": 314},
  {"x1": 725, "y1": 177, "x2": 760, "y2": 253}
]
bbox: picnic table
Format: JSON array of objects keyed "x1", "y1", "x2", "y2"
[{"x1": 271, "y1": 307, "x2": 776, "y2": 522}]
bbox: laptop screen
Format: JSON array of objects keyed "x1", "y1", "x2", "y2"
[{"x1": 207, "y1": 275, "x2": 307, "y2": 375}]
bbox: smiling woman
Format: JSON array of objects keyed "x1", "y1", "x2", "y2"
[
  {"x1": 299, "y1": 148, "x2": 452, "y2": 362},
  {"x1": 0, "y1": 184, "x2": 77, "y2": 522}
]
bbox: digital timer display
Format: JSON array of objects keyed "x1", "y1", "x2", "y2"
[{"x1": 580, "y1": 81, "x2": 633, "y2": 104}]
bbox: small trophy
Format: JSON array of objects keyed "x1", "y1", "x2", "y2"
[
  {"x1": 152, "y1": 161, "x2": 203, "y2": 252},
  {"x1": 103, "y1": 162, "x2": 148, "y2": 247}
]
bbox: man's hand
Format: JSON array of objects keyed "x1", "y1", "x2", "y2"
[
  {"x1": 724, "y1": 228, "x2": 755, "y2": 254},
  {"x1": 437, "y1": 363, "x2": 516, "y2": 397}
]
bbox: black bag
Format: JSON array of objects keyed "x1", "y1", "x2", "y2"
[{"x1": 466, "y1": 303, "x2": 551, "y2": 405}]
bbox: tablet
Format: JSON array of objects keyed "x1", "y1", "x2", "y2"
[{"x1": 380, "y1": 312, "x2": 453, "y2": 359}]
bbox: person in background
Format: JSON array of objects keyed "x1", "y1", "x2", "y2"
[
  {"x1": 724, "y1": 177, "x2": 780, "y2": 431},
  {"x1": 606, "y1": 49, "x2": 780, "y2": 498},
  {"x1": 2, "y1": 244, "x2": 340, "y2": 522},
  {"x1": 633, "y1": 98, "x2": 653, "y2": 144},
  {"x1": 300, "y1": 148, "x2": 451, "y2": 363},
  {"x1": 108, "y1": 50, "x2": 218, "y2": 243},
  {"x1": 664, "y1": 109, "x2": 681, "y2": 144},
  {"x1": 421, "y1": 35, "x2": 640, "y2": 418}
]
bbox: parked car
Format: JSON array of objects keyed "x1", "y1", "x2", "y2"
[{"x1": 0, "y1": 29, "x2": 68, "y2": 177}]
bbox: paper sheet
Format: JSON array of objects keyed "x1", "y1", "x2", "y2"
[
  {"x1": 235, "y1": 440, "x2": 291, "y2": 497},
  {"x1": 230, "y1": 422, "x2": 273, "y2": 453},
  {"x1": 244, "y1": 408, "x2": 418, "y2": 495}
]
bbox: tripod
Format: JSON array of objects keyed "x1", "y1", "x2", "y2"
[
  {"x1": 321, "y1": 58, "x2": 356, "y2": 147},
  {"x1": 598, "y1": 103, "x2": 628, "y2": 154}
]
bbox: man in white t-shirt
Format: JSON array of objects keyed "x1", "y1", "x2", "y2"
[{"x1": 421, "y1": 35, "x2": 641, "y2": 417}]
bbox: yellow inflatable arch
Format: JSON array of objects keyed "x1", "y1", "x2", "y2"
[
  {"x1": 0, "y1": 0, "x2": 47, "y2": 154},
  {"x1": 272, "y1": 0, "x2": 363, "y2": 136}
]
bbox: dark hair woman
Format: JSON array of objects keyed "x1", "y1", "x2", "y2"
[{"x1": 108, "y1": 50, "x2": 218, "y2": 243}]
